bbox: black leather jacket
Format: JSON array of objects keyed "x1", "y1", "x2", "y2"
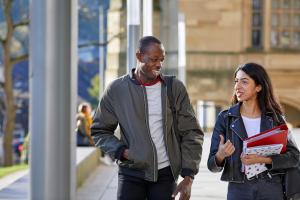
[{"x1": 207, "y1": 103, "x2": 300, "y2": 183}]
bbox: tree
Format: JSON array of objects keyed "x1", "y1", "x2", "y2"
[
  {"x1": 0, "y1": 0, "x2": 29, "y2": 166},
  {"x1": 88, "y1": 74, "x2": 99, "y2": 109}
]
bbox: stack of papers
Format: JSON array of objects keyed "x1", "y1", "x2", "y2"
[{"x1": 243, "y1": 124, "x2": 288, "y2": 179}]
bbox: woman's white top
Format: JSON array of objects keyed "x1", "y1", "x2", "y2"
[{"x1": 242, "y1": 115, "x2": 261, "y2": 137}]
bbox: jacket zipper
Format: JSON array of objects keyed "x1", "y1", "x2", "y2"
[
  {"x1": 230, "y1": 118, "x2": 242, "y2": 182},
  {"x1": 164, "y1": 86, "x2": 176, "y2": 180},
  {"x1": 142, "y1": 86, "x2": 158, "y2": 181},
  {"x1": 230, "y1": 117, "x2": 252, "y2": 183}
]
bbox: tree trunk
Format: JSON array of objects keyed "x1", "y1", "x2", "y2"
[
  {"x1": 2, "y1": 0, "x2": 16, "y2": 166},
  {"x1": 3, "y1": 63, "x2": 15, "y2": 166}
]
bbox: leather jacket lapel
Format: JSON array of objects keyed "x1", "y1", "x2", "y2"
[
  {"x1": 227, "y1": 103, "x2": 248, "y2": 140},
  {"x1": 260, "y1": 114, "x2": 274, "y2": 132},
  {"x1": 230, "y1": 117, "x2": 248, "y2": 140}
]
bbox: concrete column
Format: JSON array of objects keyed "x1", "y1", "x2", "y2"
[
  {"x1": 105, "y1": 0, "x2": 127, "y2": 86},
  {"x1": 178, "y1": 13, "x2": 186, "y2": 85},
  {"x1": 160, "y1": 0, "x2": 179, "y2": 76},
  {"x1": 29, "y1": 0, "x2": 77, "y2": 199},
  {"x1": 143, "y1": 0, "x2": 153, "y2": 36},
  {"x1": 263, "y1": 0, "x2": 271, "y2": 51},
  {"x1": 127, "y1": 0, "x2": 141, "y2": 72}
]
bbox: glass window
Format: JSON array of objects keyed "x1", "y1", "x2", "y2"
[
  {"x1": 271, "y1": 31, "x2": 279, "y2": 46},
  {"x1": 252, "y1": 0, "x2": 263, "y2": 48},
  {"x1": 270, "y1": 0, "x2": 300, "y2": 48},
  {"x1": 295, "y1": 0, "x2": 300, "y2": 9},
  {"x1": 272, "y1": 14, "x2": 279, "y2": 26},
  {"x1": 283, "y1": 14, "x2": 290, "y2": 26},
  {"x1": 293, "y1": 32, "x2": 300, "y2": 46},
  {"x1": 253, "y1": 13, "x2": 262, "y2": 26},
  {"x1": 283, "y1": 0, "x2": 291, "y2": 9},
  {"x1": 293, "y1": 15, "x2": 300, "y2": 27},
  {"x1": 252, "y1": 30, "x2": 261, "y2": 46},
  {"x1": 281, "y1": 31, "x2": 290, "y2": 46},
  {"x1": 272, "y1": 0, "x2": 279, "y2": 9},
  {"x1": 253, "y1": 0, "x2": 262, "y2": 10}
]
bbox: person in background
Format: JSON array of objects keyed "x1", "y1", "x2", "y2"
[
  {"x1": 207, "y1": 63, "x2": 300, "y2": 200},
  {"x1": 76, "y1": 102, "x2": 94, "y2": 146},
  {"x1": 91, "y1": 36, "x2": 204, "y2": 200}
]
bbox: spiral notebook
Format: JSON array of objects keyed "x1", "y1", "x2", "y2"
[{"x1": 244, "y1": 144, "x2": 283, "y2": 179}]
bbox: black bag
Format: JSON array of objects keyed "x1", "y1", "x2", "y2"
[
  {"x1": 276, "y1": 115, "x2": 300, "y2": 200},
  {"x1": 165, "y1": 76, "x2": 182, "y2": 144},
  {"x1": 283, "y1": 164, "x2": 300, "y2": 200}
]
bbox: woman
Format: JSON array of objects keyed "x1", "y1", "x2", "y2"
[
  {"x1": 76, "y1": 102, "x2": 95, "y2": 146},
  {"x1": 207, "y1": 63, "x2": 300, "y2": 200}
]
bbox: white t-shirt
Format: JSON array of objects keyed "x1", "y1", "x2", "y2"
[
  {"x1": 242, "y1": 115, "x2": 261, "y2": 137},
  {"x1": 145, "y1": 82, "x2": 170, "y2": 169}
]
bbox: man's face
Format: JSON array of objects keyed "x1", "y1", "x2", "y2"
[{"x1": 137, "y1": 43, "x2": 165, "y2": 81}]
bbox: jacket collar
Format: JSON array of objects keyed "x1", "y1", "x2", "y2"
[
  {"x1": 227, "y1": 103, "x2": 241, "y2": 117},
  {"x1": 228, "y1": 103, "x2": 274, "y2": 140},
  {"x1": 129, "y1": 68, "x2": 167, "y2": 85}
]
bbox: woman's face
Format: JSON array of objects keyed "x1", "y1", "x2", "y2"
[{"x1": 234, "y1": 70, "x2": 261, "y2": 102}]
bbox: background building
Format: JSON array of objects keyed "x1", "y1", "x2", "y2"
[
  {"x1": 180, "y1": 0, "x2": 300, "y2": 128},
  {"x1": 106, "y1": 0, "x2": 300, "y2": 128}
]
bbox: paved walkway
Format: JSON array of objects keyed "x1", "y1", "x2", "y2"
[{"x1": 77, "y1": 129, "x2": 300, "y2": 200}]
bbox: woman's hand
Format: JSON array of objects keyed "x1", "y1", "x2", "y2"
[
  {"x1": 215, "y1": 135, "x2": 235, "y2": 165},
  {"x1": 240, "y1": 153, "x2": 272, "y2": 165}
]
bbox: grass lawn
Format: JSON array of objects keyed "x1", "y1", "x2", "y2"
[{"x1": 0, "y1": 164, "x2": 28, "y2": 179}]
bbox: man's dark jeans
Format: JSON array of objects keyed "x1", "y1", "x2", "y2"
[
  {"x1": 227, "y1": 175, "x2": 284, "y2": 200},
  {"x1": 117, "y1": 166, "x2": 176, "y2": 200}
]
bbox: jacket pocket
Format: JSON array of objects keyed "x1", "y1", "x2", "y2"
[{"x1": 118, "y1": 150, "x2": 148, "y2": 170}]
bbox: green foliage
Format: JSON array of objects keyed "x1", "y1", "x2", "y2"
[{"x1": 88, "y1": 74, "x2": 99, "y2": 108}]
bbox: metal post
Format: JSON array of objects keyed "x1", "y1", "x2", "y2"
[
  {"x1": 127, "y1": 0, "x2": 141, "y2": 72},
  {"x1": 143, "y1": 0, "x2": 152, "y2": 36},
  {"x1": 29, "y1": 0, "x2": 77, "y2": 199},
  {"x1": 178, "y1": 13, "x2": 186, "y2": 85},
  {"x1": 99, "y1": 6, "x2": 105, "y2": 98},
  {"x1": 160, "y1": 0, "x2": 179, "y2": 76}
]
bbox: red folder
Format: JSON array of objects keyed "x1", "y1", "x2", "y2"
[{"x1": 243, "y1": 124, "x2": 288, "y2": 153}]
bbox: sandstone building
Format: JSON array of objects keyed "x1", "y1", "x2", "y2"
[{"x1": 105, "y1": 0, "x2": 300, "y2": 127}]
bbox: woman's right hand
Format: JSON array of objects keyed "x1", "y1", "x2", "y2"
[{"x1": 215, "y1": 135, "x2": 235, "y2": 166}]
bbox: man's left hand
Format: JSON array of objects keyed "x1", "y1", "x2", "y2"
[{"x1": 172, "y1": 176, "x2": 193, "y2": 200}]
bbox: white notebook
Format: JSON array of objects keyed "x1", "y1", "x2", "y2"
[{"x1": 244, "y1": 144, "x2": 283, "y2": 179}]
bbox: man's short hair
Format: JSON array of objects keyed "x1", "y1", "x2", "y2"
[{"x1": 138, "y1": 36, "x2": 161, "y2": 53}]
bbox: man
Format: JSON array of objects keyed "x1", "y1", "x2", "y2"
[{"x1": 91, "y1": 36, "x2": 203, "y2": 200}]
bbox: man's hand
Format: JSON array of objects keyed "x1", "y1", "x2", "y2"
[
  {"x1": 172, "y1": 176, "x2": 193, "y2": 200},
  {"x1": 215, "y1": 135, "x2": 235, "y2": 165},
  {"x1": 122, "y1": 149, "x2": 129, "y2": 160}
]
